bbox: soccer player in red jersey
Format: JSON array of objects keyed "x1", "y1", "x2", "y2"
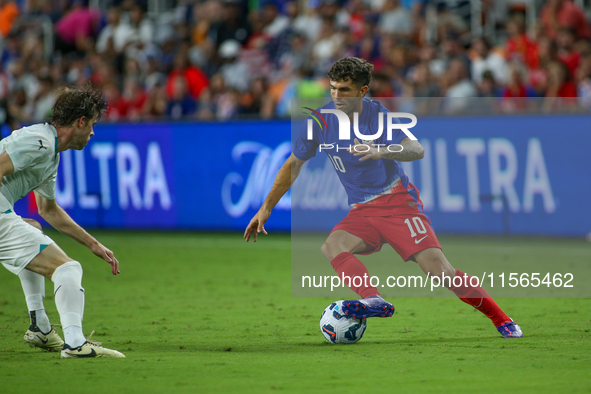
[{"x1": 244, "y1": 57, "x2": 522, "y2": 338}]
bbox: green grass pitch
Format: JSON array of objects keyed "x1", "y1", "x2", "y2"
[{"x1": 0, "y1": 230, "x2": 590, "y2": 393}]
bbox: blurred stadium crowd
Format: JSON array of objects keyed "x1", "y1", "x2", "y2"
[{"x1": 0, "y1": 0, "x2": 591, "y2": 126}]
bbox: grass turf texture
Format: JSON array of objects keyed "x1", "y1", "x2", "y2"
[{"x1": 0, "y1": 231, "x2": 590, "y2": 394}]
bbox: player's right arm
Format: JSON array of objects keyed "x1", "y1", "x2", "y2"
[{"x1": 244, "y1": 152, "x2": 306, "y2": 242}]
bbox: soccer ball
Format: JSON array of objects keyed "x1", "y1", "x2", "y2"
[{"x1": 320, "y1": 300, "x2": 367, "y2": 344}]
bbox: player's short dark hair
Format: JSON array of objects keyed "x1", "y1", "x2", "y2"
[
  {"x1": 327, "y1": 57, "x2": 374, "y2": 88},
  {"x1": 48, "y1": 85, "x2": 107, "y2": 127}
]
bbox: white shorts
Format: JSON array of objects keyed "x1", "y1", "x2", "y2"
[{"x1": 0, "y1": 209, "x2": 54, "y2": 275}]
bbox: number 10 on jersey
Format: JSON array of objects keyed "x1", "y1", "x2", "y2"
[
  {"x1": 404, "y1": 217, "x2": 427, "y2": 237},
  {"x1": 328, "y1": 154, "x2": 346, "y2": 173}
]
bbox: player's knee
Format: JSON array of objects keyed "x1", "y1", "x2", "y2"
[
  {"x1": 24, "y1": 218, "x2": 42, "y2": 231},
  {"x1": 50, "y1": 260, "x2": 83, "y2": 283},
  {"x1": 321, "y1": 238, "x2": 346, "y2": 260},
  {"x1": 320, "y1": 240, "x2": 336, "y2": 261}
]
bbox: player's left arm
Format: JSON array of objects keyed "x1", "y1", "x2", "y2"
[
  {"x1": 0, "y1": 151, "x2": 15, "y2": 182},
  {"x1": 350, "y1": 137, "x2": 424, "y2": 162},
  {"x1": 34, "y1": 192, "x2": 120, "y2": 275}
]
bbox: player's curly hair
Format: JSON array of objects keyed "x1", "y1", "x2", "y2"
[
  {"x1": 48, "y1": 85, "x2": 108, "y2": 127},
  {"x1": 327, "y1": 57, "x2": 374, "y2": 88}
]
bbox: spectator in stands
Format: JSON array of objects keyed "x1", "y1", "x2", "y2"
[
  {"x1": 296, "y1": 66, "x2": 327, "y2": 97},
  {"x1": 123, "y1": 57, "x2": 144, "y2": 82},
  {"x1": 471, "y1": 37, "x2": 508, "y2": 85},
  {"x1": 166, "y1": 50, "x2": 209, "y2": 99},
  {"x1": 541, "y1": 0, "x2": 591, "y2": 40},
  {"x1": 30, "y1": 75, "x2": 56, "y2": 122},
  {"x1": 498, "y1": 63, "x2": 529, "y2": 112},
  {"x1": 262, "y1": 1, "x2": 289, "y2": 39},
  {"x1": 384, "y1": 44, "x2": 414, "y2": 83},
  {"x1": 412, "y1": 62, "x2": 440, "y2": 97},
  {"x1": 378, "y1": 0, "x2": 413, "y2": 36},
  {"x1": 89, "y1": 57, "x2": 115, "y2": 87},
  {"x1": 96, "y1": 6, "x2": 133, "y2": 55},
  {"x1": 103, "y1": 81, "x2": 127, "y2": 121},
  {"x1": 354, "y1": 14, "x2": 381, "y2": 63},
  {"x1": 446, "y1": 58, "x2": 477, "y2": 97},
  {"x1": 556, "y1": 27, "x2": 581, "y2": 78},
  {"x1": 142, "y1": 82, "x2": 168, "y2": 119},
  {"x1": 418, "y1": 43, "x2": 445, "y2": 77},
  {"x1": 543, "y1": 60, "x2": 577, "y2": 110},
  {"x1": 277, "y1": 31, "x2": 310, "y2": 73},
  {"x1": 124, "y1": 4, "x2": 154, "y2": 58},
  {"x1": 217, "y1": 89, "x2": 241, "y2": 120},
  {"x1": 310, "y1": 17, "x2": 344, "y2": 75},
  {"x1": 240, "y1": 76, "x2": 274, "y2": 119},
  {"x1": 443, "y1": 57, "x2": 477, "y2": 112},
  {"x1": 434, "y1": 3, "x2": 468, "y2": 39},
  {"x1": 144, "y1": 55, "x2": 166, "y2": 92},
  {"x1": 441, "y1": 32, "x2": 470, "y2": 71},
  {"x1": 192, "y1": 1, "x2": 221, "y2": 47},
  {"x1": 505, "y1": 14, "x2": 539, "y2": 69},
  {"x1": 28, "y1": 0, "x2": 63, "y2": 23},
  {"x1": 0, "y1": 93, "x2": 17, "y2": 135},
  {"x1": 546, "y1": 60, "x2": 577, "y2": 97},
  {"x1": 121, "y1": 77, "x2": 147, "y2": 121},
  {"x1": 398, "y1": 79, "x2": 416, "y2": 112},
  {"x1": 1, "y1": 31, "x2": 19, "y2": 68},
  {"x1": 208, "y1": 0, "x2": 252, "y2": 48},
  {"x1": 369, "y1": 72, "x2": 394, "y2": 97},
  {"x1": 54, "y1": 0, "x2": 101, "y2": 55},
  {"x1": 529, "y1": 36, "x2": 559, "y2": 96},
  {"x1": 166, "y1": 76, "x2": 197, "y2": 119},
  {"x1": 0, "y1": 0, "x2": 18, "y2": 38},
  {"x1": 199, "y1": 72, "x2": 243, "y2": 120},
  {"x1": 6, "y1": 86, "x2": 27, "y2": 126},
  {"x1": 477, "y1": 70, "x2": 499, "y2": 98},
  {"x1": 501, "y1": 63, "x2": 530, "y2": 98},
  {"x1": 245, "y1": 10, "x2": 270, "y2": 50},
  {"x1": 217, "y1": 39, "x2": 250, "y2": 92},
  {"x1": 342, "y1": 0, "x2": 368, "y2": 41},
  {"x1": 8, "y1": 58, "x2": 39, "y2": 101},
  {"x1": 292, "y1": 2, "x2": 322, "y2": 42}
]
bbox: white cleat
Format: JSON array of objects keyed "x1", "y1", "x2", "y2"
[
  {"x1": 24, "y1": 327, "x2": 64, "y2": 352},
  {"x1": 61, "y1": 341, "x2": 126, "y2": 358}
]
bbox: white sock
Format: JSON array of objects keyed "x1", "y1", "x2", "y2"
[
  {"x1": 31, "y1": 309, "x2": 51, "y2": 334},
  {"x1": 52, "y1": 261, "x2": 86, "y2": 348},
  {"x1": 63, "y1": 326, "x2": 85, "y2": 348},
  {"x1": 18, "y1": 269, "x2": 52, "y2": 333}
]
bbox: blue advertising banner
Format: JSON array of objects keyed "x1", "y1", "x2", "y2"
[{"x1": 13, "y1": 115, "x2": 591, "y2": 236}]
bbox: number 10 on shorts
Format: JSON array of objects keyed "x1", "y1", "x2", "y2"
[{"x1": 404, "y1": 217, "x2": 427, "y2": 238}]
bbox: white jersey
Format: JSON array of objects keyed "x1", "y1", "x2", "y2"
[{"x1": 0, "y1": 123, "x2": 59, "y2": 211}]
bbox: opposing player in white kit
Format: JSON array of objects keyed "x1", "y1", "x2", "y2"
[{"x1": 0, "y1": 86, "x2": 125, "y2": 358}]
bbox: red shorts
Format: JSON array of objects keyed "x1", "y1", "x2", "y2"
[{"x1": 331, "y1": 193, "x2": 442, "y2": 262}]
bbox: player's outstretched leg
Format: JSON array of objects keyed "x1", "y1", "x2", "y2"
[
  {"x1": 19, "y1": 269, "x2": 64, "y2": 351},
  {"x1": 415, "y1": 248, "x2": 522, "y2": 338},
  {"x1": 51, "y1": 261, "x2": 125, "y2": 358},
  {"x1": 448, "y1": 268, "x2": 522, "y2": 338}
]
